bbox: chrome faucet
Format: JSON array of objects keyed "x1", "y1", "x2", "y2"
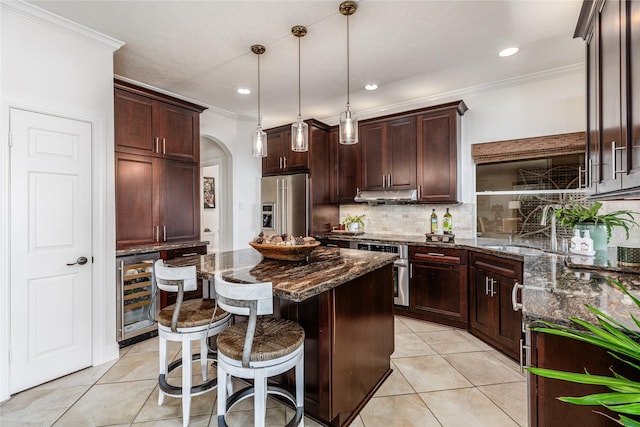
[{"x1": 540, "y1": 204, "x2": 562, "y2": 252}]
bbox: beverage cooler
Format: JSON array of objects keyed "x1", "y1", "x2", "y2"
[{"x1": 116, "y1": 252, "x2": 160, "y2": 343}]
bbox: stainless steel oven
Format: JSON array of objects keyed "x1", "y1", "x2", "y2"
[{"x1": 350, "y1": 242, "x2": 409, "y2": 306}]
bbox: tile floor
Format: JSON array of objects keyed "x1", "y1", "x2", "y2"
[{"x1": 0, "y1": 316, "x2": 527, "y2": 426}]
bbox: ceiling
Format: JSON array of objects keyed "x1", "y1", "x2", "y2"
[{"x1": 30, "y1": 0, "x2": 585, "y2": 129}]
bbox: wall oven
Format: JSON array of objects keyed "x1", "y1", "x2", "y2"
[
  {"x1": 350, "y1": 242, "x2": 409, "y2": 306},
  {"x1": 116, "y1": 252, "x2": 160, "y2": 343}
]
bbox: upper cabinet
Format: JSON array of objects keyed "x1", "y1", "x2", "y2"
[
  {"x1": 331, "y1": 127, "x2": 362, "y2": 204},
  {"x1": 114, "y1": 80, "x2": 203, "y2": 163},
  {"x1": 361, "y1": 116, "x2": 417, "y2": 191},
  {"x1": 577, "y1": 0, "x2": 640, "y2": 197},
  {"x1": 262, "y1": 125, "x2": 310, "y2": 175}
]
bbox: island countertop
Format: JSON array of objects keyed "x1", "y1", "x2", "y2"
[{"x1": 165, "y1": 246, "x2": 398, "y2": 302}]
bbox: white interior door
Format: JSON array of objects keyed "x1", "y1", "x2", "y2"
[{"x1": 9, "y1": 108, "x2": 93, "y2": 394}]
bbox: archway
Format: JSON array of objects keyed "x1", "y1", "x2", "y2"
[{"x1": 200, "y1": 135, "x2": 233, "y2": 252}]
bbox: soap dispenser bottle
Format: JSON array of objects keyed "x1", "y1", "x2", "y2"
[
  {"x1": 582, "y1": 230, "x2": 594, "y2": 253},
  {"x1": 570, "y1": 229, "x2": 582, "y2": 251}
]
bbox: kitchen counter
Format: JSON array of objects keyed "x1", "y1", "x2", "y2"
[
  {"x1": 116, "y1": 240, "x2": 209, "y2": 257},
  {"x1": 318, "y1": 232, "x2": 640, "y2": 329},
  {"x1": 166, "y1": 246, "x2": 396, "y2": 426}
]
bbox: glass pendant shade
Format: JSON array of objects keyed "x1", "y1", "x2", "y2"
[
  {"x1": 339, "y1": 105, "x2": 358, "y2": 145},
  {"x1": 252, "y1": 124, "x2": 267, "y2": 157},
  {"x1": 291, "y1": 116, "x2": 308, "y2": 152}
]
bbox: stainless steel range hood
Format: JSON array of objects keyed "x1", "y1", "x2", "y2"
[{"x1": 354, "y1": 189, "x2": 418, "y2": 205}]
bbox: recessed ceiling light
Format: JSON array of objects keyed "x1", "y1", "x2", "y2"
[
  {"x1": 364, "y1": 83, "x2": 378, "y2": 91},
  {"x1": 237, "y1": 88, "x2": 251, "y2": 95},
  {"x1": 499, "y1": 47, "x2": 519, "y2": 57}
]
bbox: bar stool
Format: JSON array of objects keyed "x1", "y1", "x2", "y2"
[
  {"x1": 154, "y1": 260, "x2": 232, "y2": 427},
  {"x1": 214, "y1": 271, "x2": 305, "y2": 427}
]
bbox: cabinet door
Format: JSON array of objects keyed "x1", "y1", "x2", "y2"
[
  {"x1": 157, "y1": 102, "x2": 199, "y2": 162},
  {"x1": 360, "y1": 122, "x2": 387, "y2": 190},
  {"x1": 262, "y1": 129, "x2": 288, "y2": 175},
  {"x1": 469, "y1": 266, "x2": 496, "y2": 337},
  {"x1": 586, "y1": 21, "x2": 601, "y2": 189},
  {"x1": 114, "y1": 89, "x2": 155, "y2": 156},
  {"x1": 598, "y1": 0, "x2": 624, "y2": 193},
  {"x1": 387, "y1": 117, "x2": 417, "y2": 190},
  {"x1": 333, "y1": 128, "x2": 362, "y2": 203},
  {"x1": 416, "y1": 110, "x2": 458, "y2": 202},
  {"x1": 115, "y1": 153, "x2": 159, "y2": 248},
  {"x1": 496, "y1": 276, "x2": 522, "y2": 359},
  {"x1": 410, "y1": 261, "x2": 463, "y2": 321},
  {"x1": 624, "y1": 0, "x2": 640, "y2": 190},
  {"x1": 160, "y1": 159, "x2": 200, "y2": 243}
]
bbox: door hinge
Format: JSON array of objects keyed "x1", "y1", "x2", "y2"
[{"x1": 8, "y1": 132, "x2": 13, "y2": 147}]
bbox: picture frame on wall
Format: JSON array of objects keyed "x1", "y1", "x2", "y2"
[{"x1": 204, "y1": 176, "x2": 215, "y2": 209}]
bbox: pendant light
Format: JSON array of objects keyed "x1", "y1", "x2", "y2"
[
  {"x1": 339, "y1": 1, "x2": 358, "y2": 145},
  {"x1": 251, "y1": 44, "x2": 267, "y2": 157},
  {"x1": 291, "y1": 25, "x2": 309, "y2": 152}
]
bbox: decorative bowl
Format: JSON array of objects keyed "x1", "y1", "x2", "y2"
[{"x1": 249, "y1": 241, "x2": 321, "y2": 261}]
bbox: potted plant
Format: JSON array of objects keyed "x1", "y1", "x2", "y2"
[
  {"x1": 527, "y1": 279, "x2": 640, "y2": 426},
  {"x1": 342, "y1": 214, "x2": 365, "y2": 232},
  {"x1": 555, "y1": 201, "x2": 638, "y2": 251}
]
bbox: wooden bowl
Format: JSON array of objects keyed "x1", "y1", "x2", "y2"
[{"x1": 249, "y1": 241, "x2": 320, "y2": 261}]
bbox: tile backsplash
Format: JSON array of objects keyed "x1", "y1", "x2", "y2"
[{"x1": 339, "y1": 203, "x2": 475, "y2": 239}]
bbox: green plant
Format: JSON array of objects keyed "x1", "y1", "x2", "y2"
[
  {"x1": 555, "y1": 201, "x2": 639, "y2": 242},
  {"x1": 527, "y1": 279, "x2": 640, "y2": 426},
  {"x1": 342, "y1": 214, "x2": 365, "y2": 228}
]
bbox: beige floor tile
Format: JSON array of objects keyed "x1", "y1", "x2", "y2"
[
  {"x1": 134, "y1": 383, "x2": 216, "y2": 423},
  {"x1": 427, "y1": 338, "x2": 487, "y2": 355},
  {"x1": 34, "y1": 359, "x2": 117, "y2": 390},
  {"x1": 479, "y1": 382, "x2": 528, "y2": 426},
  {"x1": 392, "y1": 333, "x2": 436, "y2": 358},
  {"x1": 420, "y1": 387, "x2": 519, "y2": 427},
  {"x1": 374, "y1": 361, "x2": 415, "y2": 397},
  {"x1": 359, "y1": 394, "x2": 441, "y2": 427},
  {"x1": 394, "y1": 355, "x2": 472, "y2": 393},
  {"x1": 442, "y1": 352, "x2": 525, "y2": 386},
  {"x1": 398, "y1": 317, "x2": 454, "y2": 333},
  {"x1": 0, "y1": 385, "x2": 89, "y2": 425},
  {"x1": 416, "y1": 329, "x2": 470, "y2": 345},
  {"x1": 218, "y1": 406, "x2": 286, "y2": 426},
  {"x1": 134, "y1": 414, "x2": 211, "y2": 426},
  {"x1": 99, "y1": 350, "x2": 160, "y2": 383},
  {"x1": 488, "y1": 350, "x2": 525, "y2": 376},
  {"x1": 347, "y1": 415, "x2": 365, "y2": 427},
  {"x1": 54, "y1": 380, "x2": 156, "y2": 426},
  {"x1": 461, "y1": 331, "x2": 497, "y2": 351},
  {"x1": 394, "y1": 316, "x2": 413, "y2": 334}
]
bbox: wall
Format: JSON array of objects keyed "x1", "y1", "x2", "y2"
[
  {"x1": 340, "y1": 65, "x2": 587, "y2": 240},
  {"x1": 0, "y1": 1, "x2": 122, "y2": 401},
  {"x1": 201, "y1": 164, "x2": 220, "y2": 251}
]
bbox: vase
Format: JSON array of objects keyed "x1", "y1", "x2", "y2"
[{"x1": 574, "y1": 223, "x2": 608, "y2": 252}]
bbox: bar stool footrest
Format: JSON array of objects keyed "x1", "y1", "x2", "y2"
[
  {"x1": 159, "y1": 351, "x2": 218, "y2": 396},
  {"x1": 218, "y1": 384, "x2": 303, "y2": 427}
]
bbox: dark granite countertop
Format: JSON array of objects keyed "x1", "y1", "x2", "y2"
[
  {"x1": 317, "y1": 232, "x2": 640, "y2": 329},
  {"x1": 165, "y1": 246, "x2": 397, "y2": 302},
  {"x1": 116, "y1": 240, "x2": 209, "y2": 257}
]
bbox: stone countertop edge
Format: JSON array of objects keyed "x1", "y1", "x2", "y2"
[
  {"x1": 166, "y1": 247, "x2": 398, "y2": 303},
  {"x1": 317, "y1": 232, "x2": 640, "y2": 330},
  {"x1": 116, "y1": 240, "x2": 209, "y2": 257}
]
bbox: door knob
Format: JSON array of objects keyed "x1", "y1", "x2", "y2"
[{"x1": 67, "y1": 256, "x2": 88, "y2": 266}]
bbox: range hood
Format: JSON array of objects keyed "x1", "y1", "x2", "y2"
[{"x1": 354, "y1": 189, "x2": 418, "y2": 205}]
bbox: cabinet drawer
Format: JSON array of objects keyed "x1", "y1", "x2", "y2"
[
  {"x1": 469, "y1": 251, "x2": 521, "y2": 279},
  {"x1": 162, "y1": 245, "x2": 207, "y2": 260},
  {"x1": 409, "y1": 246, "x2": 466, "y2": 265}
]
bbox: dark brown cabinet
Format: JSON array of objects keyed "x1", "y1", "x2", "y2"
[
  {"x1": 469, "y1": 252, "x2": 522, "y2": 360},
  {"x1": 331, "y1": 128, "x2": 362, "y2": 204},
  {"x1": 578, "y1": 0, "x2": 640, "y2": 196},
  {"x1": 262, "y1": 126, "x2": 309, "y2": 175},
  {"x1": 115, "y1": 153, "x2": 200, "y2": 248},
  {"x1": 317, "y1": 238, "x2": 352, "y2": 249},
  {"x1": 407, "y1": 246, "x2": 468, "y2": 328},
  {"x1": 360, "y1": 117, "x2": 417, "y2": 191},
  {"x1": 528, "y1": 329, "x2": 640, "y2": 426},
  {"x1": 114, "y1": 79, "x2": 206, "y2": 249},
  {"x1": 417, "y1": 103, "x2": 466, "y2": 203}
]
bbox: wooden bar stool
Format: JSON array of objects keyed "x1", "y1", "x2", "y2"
[
  {"x1": 154, "y1": 260, "x2": 232, "y2": 427},
  {"x1": 214, "y1": 271, "x2": 305, "y2": 427}
]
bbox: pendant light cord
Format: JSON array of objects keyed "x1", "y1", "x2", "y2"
[
  {"x1": 298, "y1": 35, "x2": 302, "y2": 116},
  {"x1": 257, "y1": 52, "x2": 261, "y2": 126},
  {"x1": 346, "y1": 13, "x2": 350, "y2": 106}
]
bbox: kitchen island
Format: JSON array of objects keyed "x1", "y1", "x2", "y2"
[{"x1": 167, "y1": 246, "x2": 397, "y2": 427}]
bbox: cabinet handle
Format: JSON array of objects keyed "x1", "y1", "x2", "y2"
[
  {"x1": 388, "y1": 174, "x2": 391, "y2": 187},
  {"x1": 181, "y1": 252, "x2": 198, "y2": 257},
  {"x1": 162, "y1": 138, "x2": 166, "y2": 154},
  {"x1": 612, "y1": 141, "x2": 627, "y2": 179},
  {"x1": 417, "y1": 184, "x2": 422, "y2": 199},
  {"x1": 409, "y1": 262, "x2": 413, "y2": 279},
  {"x1": 163, "y1": 225, "x2": 167, "y2": 242},
  {"x1": 155, "y1": 226, "x2": 160, "y2": 242},
  {"x1": 326, "y1": 244, "x2": 338, "y2": 248},
  {"x1": 283, "y1": 157, "x2": 287, "y2": 169},
  {"x1": 426, "y1": 252, "x2": 445, "y2": 257},
  {"x1": 485, "y1": 276, "x2": 489, "y2": 295},
  {"x1": 155, "y1": 137, "x2": 159, "y2": 153},
  {"x1": 490, "y1": 278, "x2": 497, "y2": 297},
  {"x1": 512, "y1": 281, "x2": 523, "y2": 311},
  {"x1": 382, "y1": 174, "x2": 387, "y2": 188}
]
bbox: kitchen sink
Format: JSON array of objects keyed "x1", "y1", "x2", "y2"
[{"x1": 483, "y1": 245, "x2": 547, "y2": 256}]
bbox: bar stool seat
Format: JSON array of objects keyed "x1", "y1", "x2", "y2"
[
  {"x1": 154, "y1": 260, "x2": 232, "y2": 427},
  {"x1": 214, "y1": 271, "x2": 305, "y2": 427}
]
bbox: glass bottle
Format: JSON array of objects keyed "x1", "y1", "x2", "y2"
[
  {"x1": 430, "y1": 209, "x2": 438, "y2": 233},
  {"x1": 443, "y1": 208, "x2": 452, "y2": 234}
]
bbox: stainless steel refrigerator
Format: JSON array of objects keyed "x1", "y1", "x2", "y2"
[{"x1": 261, "y1": 174, "x2": 309, "y2": 237}]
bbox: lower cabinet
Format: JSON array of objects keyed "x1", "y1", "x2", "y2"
[
  {"x1": 528, "y1": 329, "x2": 640, "y2": 426},
  {"x1": 469, "y1": 252, "x2": 523, "y2": 360},
  {"x1": 159, "y1": 245, "x2": 207, "y2": 308},
  {"x1": 317, "y1": 238, "x2": 352, "y2": 249},
  {"x1": 408, "y1": 246, "x2": 468, "y2": 328}
]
